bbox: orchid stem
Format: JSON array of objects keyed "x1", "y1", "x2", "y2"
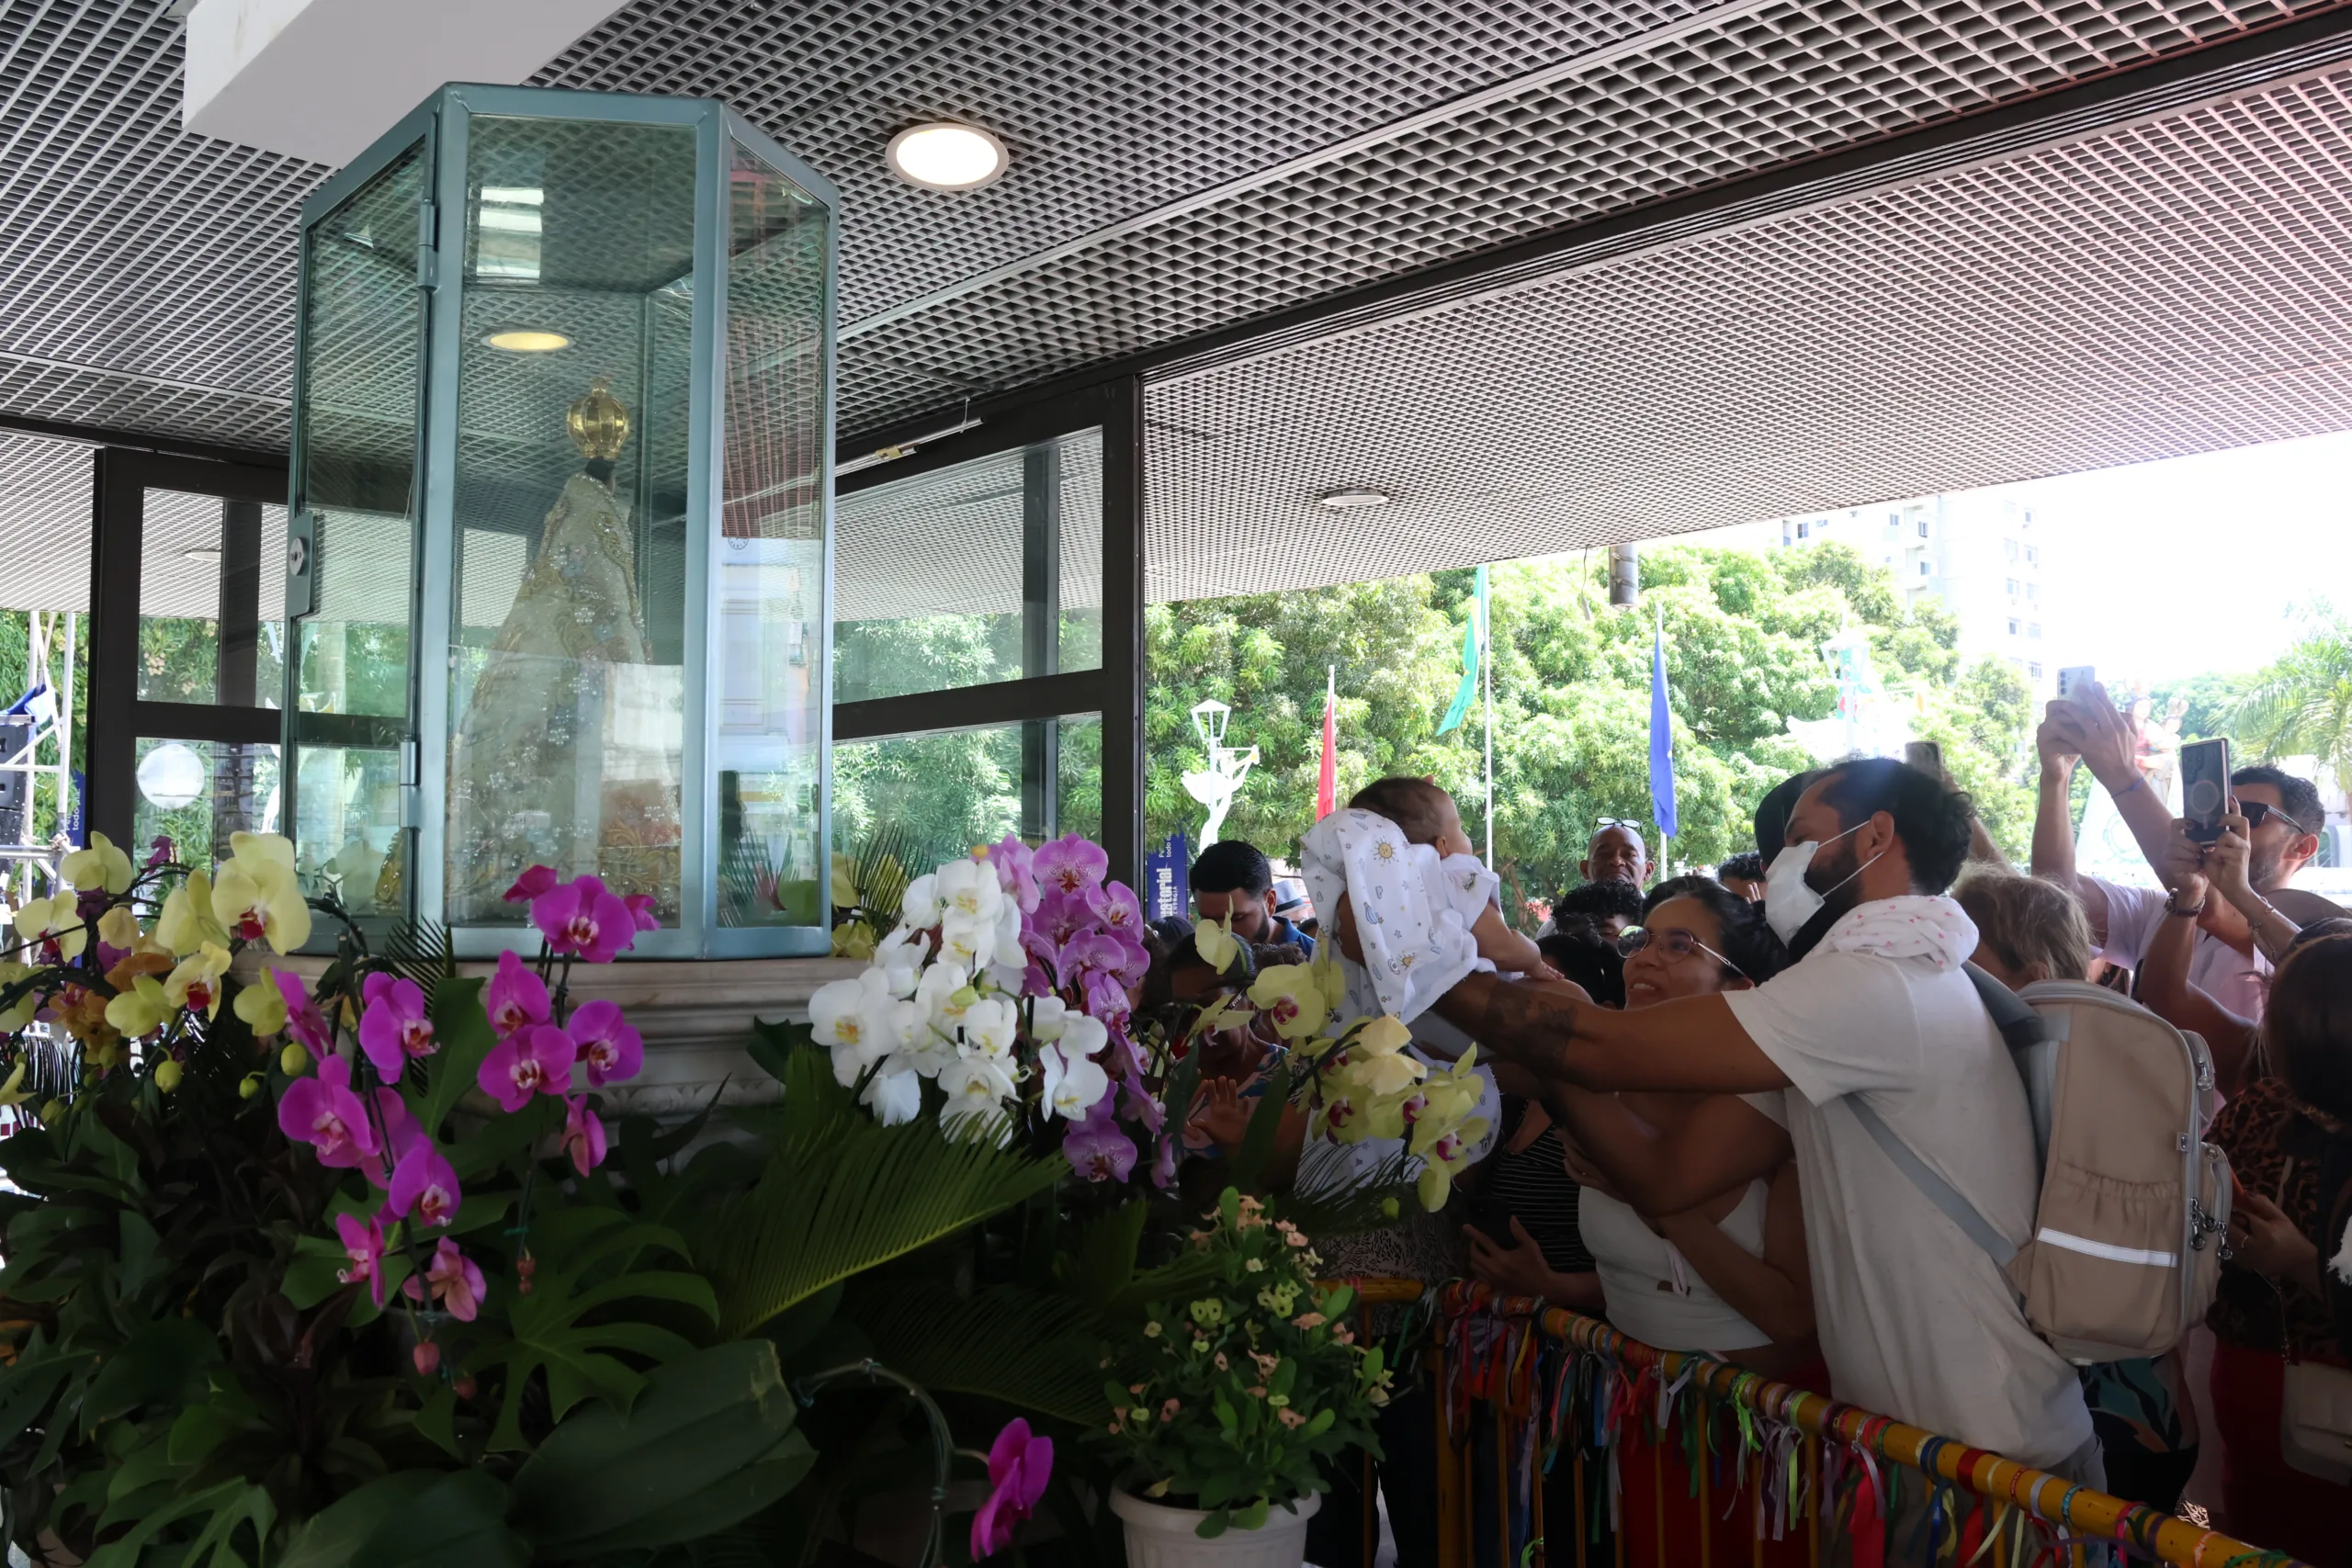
[{"x1": 795, "y1": 1359, "x2": 952, "y2": 1568}]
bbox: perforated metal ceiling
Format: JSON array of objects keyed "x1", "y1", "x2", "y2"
[
  {"x1": 1145, "y1": 66, "x2": 2352, "y2": 600},
  {"x1": 4, "y1": 0, "x2": 2352, "y2": 609}
]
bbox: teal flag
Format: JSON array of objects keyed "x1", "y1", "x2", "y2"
[{"x1": 1437, "y1": 564, "x2": 1487, "y2": 735}]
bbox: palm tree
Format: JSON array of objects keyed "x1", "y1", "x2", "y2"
[{"x1": 2223, "y1": 605, "x2": 2352, "y2": 791}]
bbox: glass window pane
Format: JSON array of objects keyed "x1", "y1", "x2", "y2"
[
  {"x1": 444, "y1": 116, "x2": 697, "y2": 926},
  {"x1": 297, "y1": 139, "x2": 424, "y2": 733},
  {"x1": 834, "y1": 429, "x2": 1103, "y2": 704},
  {"x1": 290, "y1": 744, "x2": 406, "y2": 911},
  {"x1": 834, "y1": 714, "x2": 1102, "y2": 874},
  {"x1": 138, "y1": 491, "x2": 287, "y2": 708},
  {"x1": 715, "y1": 139, "x2": 829, "y2": 930},
  {"x1": 132, "y1": 739, "x2": 280, "y2": 871}
]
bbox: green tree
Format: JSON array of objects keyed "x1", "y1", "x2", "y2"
[
  {"x1": 2222, "y1": 607, "x2": 2352, "y2": 788},
  {"x1": 1146, "y1": 541, "x2": 2037, "y2": 912}
]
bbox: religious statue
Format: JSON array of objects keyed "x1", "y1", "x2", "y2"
[
  {"x1": 444, "y1": 378, "x2": 682, "y2": 921},
  {"x1": 1180, "y1": 699, "x2": 1258, "y2": 851}
]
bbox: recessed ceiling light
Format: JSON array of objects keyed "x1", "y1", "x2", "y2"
[
  {"x1": 484, "y1": 329, "x2": 571, "y2": 353},
  {"x1": 182, "y1": 547, "x2": 221, "y2": 564},
  {"x1": 1317, "y1": 487, "x2": 1394, "y2": 510},
  {"x1": 887, "y1": 122, "x2": 1009, "y2": 192}
]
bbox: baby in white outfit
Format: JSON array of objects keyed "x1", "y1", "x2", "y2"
[{"x1": 1347, "y1": 776, "x2": 1548, "y2": 976}]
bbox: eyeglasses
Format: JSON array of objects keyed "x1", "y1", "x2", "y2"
[
  {"x1": 1593, "y1": 818, "x2": 1642, "y2": 832},
  {"x1": 1616, "y1": 925, "x2": 1747, "y2": 978},
  {"x1": 2242, "y1": 801, "x2": 2310, "y2": 836}
]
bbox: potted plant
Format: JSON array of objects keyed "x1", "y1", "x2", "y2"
[{"x1": 1097, "y1": 1188, "x2": 1391, "y2": 1565}]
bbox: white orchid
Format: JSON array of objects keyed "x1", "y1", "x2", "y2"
[
  {"x1": 961, "y1": 996, "x2": 1019, "y2": 1061},
  {"x1": 915, "y1": 961, "x2": 972, "y2": 1030},
  {"x1": 900, "y1": 873, "x2": 942, "y2": 928},
  {"x1": 1028, "y1": 995, "x2": 1069, "y2": 1041},
  {"x1": 862, "y1": 1064, "x2": 922, "y2": 1125},
  {"x1": 1059, "y1": 1012, "x2": 1109, "y2": 1059},
  {"x1": 876, "y1": 925, "x2": 930, "y2": 997},
  {"x1": 938, "y1": 911, "x2": 996, "y2": 973},
  {"x1": 809, "y1": 975, "x2": 887, "y2": 1056},
  {"x1": 936, "y1": 857, "x2": 1004, "y2": 923},
  {"x1": 1038, "y1": 1043, "x2": 1112, "y2": 1120},
  {"x1": 939, "y1": 1055, "x2": 1016, "y2": 1130}
]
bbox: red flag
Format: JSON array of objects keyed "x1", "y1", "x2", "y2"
[{"x1": 1316, "y1": 667, "x2": 1338, "y2": 819}]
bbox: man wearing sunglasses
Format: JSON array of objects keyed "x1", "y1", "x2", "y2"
[{"x1": 2031, "y1": 680, "x2": 2322, "y2": 1021}]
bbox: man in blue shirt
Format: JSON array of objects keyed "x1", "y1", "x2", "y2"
[{"x1": 1191, "y1": 840, "x2": 1315, "y2": 956}]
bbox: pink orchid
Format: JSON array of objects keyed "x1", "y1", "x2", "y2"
[
  {"x1": 531, "y1": 874, "x2": 637, "y2": 963},
  {"x1": 403, "y1": 1236, "x2": 487, "y2": 1321},
  {"x1": 1062, "y1": 1104, "x2": 1136, "y2": 1182},
  {"x1": 390, "y1": 1137, "x2": 463, "y2": 1227},
  {"x1": 622, "y1": 893, "x2": 661, "y2": 932},
  {"x1": 362, "y1": 1088, "x2": 422, "y2": 1189},
  {"x1": 484, "y1": 950, "x2": 550, "y2": 1039},
  {"x1": 278, "y1": 1055, "x2": 379, "y2": 1168},
  {"x1": 334, "y1": 1211, "x2": 388, "y2": 1307},
  {"x1": 1033, "y1": 887, "x2": 1107, "y2": 949},
  {"x1": 357, "y1": 973, "x2": 436, "y2": 1079},
  {"x1": 568, "y1": 999, "x2": 643, "y2": 1087},
  {"x1": 560, "y1": 1094, "x2": 607, "y2": 1176},
  {"x1": 1100, "y1": 880, "x2": 1146, "y2": 936},
  {"x1": 502, "y1": 865, "x2": 560, "y2": 905},
  {"x1": 478, "y1": 1022, "x2": 574, "y2": 1111},
  {"x1": 987, "y1": 835, "x2": 1040, "y2": 914},
  {"x1": 970, "y1": 1418, "x2": 1053, "y2": 1559},
  {"x1": 273, "y1": 968, "x2": 334, "y2": 1055},
  {"x1": 1032, "y1": 834, "x2": 1107, "y2": 897},
  {"x1": 1058, "y1": 929, "x2": 1130, "y2": 981}
]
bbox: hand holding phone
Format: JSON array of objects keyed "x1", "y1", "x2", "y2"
[
  {"x1": 2180, "y1": 737, "x2": 2232, "y2": 844},
  {"x1": 2056, "y1": 666, "x2": 2096, "y2": 704}
]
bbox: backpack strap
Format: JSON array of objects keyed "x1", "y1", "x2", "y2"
[
  {"x1": 1841, "y1": 963, "x2": 2042, "y2": 1269},
  {"x1": 1845, "y1": 1097, "x2": 2018, "y2": 1266},
  {"x1": 1963, "y1": 963, "x2": 2050, "y2": 1057}
]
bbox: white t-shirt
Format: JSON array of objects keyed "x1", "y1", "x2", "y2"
[
  {"x1": 1724, "y1": 909, "x2": 2093, "y2": 1468},
  {"x1": 2081, "y1": 874, "x2": 2267, "y2": 1021}
]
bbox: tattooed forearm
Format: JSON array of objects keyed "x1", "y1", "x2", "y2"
[{"x1": 1435, "y1": 975, "x2": 1582, "y2": 1077}]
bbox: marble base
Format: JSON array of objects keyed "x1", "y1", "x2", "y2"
[{"x1": 247, "y1": 953, "x2": 865, "y2": 1118}]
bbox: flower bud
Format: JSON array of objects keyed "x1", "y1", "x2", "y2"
[
  {"x1": 239, "y1": 1073, "x2": 264, "y2": 1100},
  {"x1": 454, "y1": 1375, "x2": 478, "y2": 1400},
  {"x1": 412, "y1": 1341, "x2": 441, "y2": 1377},
  {"x1": 153, "y1": 1059, "x2": 183, "y2": 1093},
  {"x1": 279, "y1": 1041, "x2": 310, "y2": 1076},
  {"x1": 38, "y1": 1098, "x2": 64, "y2": 1122}
]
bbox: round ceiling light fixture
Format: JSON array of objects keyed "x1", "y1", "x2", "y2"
[
  {"x1": 887, "y1": 122, "x2": 1009, "y2": 192},
  {"x1": 484, "y1": 329, "x2": 571, "y2": 353},
  {"x1": 1317, "y1": 486, "x2": 1394, "y2": 511}
]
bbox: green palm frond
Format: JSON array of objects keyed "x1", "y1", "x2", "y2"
[
  {"x1": 2222, "y1": 606, "x2": 2352, "y2": 788},
  {"x1": 382, "y1": 915, "x2": 458, "y2": 991},
  {"x1": 846, "y1": 820, "x2": 917, "y2": 929},
  {"x1": 1275, "y1": 1143, "x2": 1421, "y2": 1240},
  {"x1": 846, "y1": 1279, "x2": 1111, "y2": 1426},
  {"x1": 695, "y1": 1041, "x2": 1067, "y2": 1340}
]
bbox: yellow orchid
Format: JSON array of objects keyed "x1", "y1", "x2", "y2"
[
  {"x1": 1247, "y1": 964, "x2": 1330, "y2": 1042},
  {"x1": 0, "y1": 1061, "x2": 32, "y2": 1106},
  {"x1": 1416, "y1": 1114, "x2": 1489, "y2": 1210},
  {"x1": 164, "y1": 942, "x2": 232, "y2": 1020},
  {"x1": 96, "y1": 906, "x2": 143, "y2": 951},
  {"x1": 61, "y1": 831, "x2": 133, "y2": 896},
  {"x1": 211, "y1": 844, "x2": 311, "y2": 953},
  {"x1": 831, "y1": 919, "x2": 877, "y2": 961},
  {"x1": 233, "y1": 977, "x2": 287, "y2": 1038},
  {"x1": 14, "y1": 894, "x2": 85, "y2": 961},
  {"x1": 155, "y1": 873, "x2": 231, "y2": 956},
  {"x1": 103, "y1": 975, "x2": 174, "y2": 1039},
  {"x1": 0, "y1": 963, "x2": 36, "y2": 1032},
  {"x1": 1193, "y1": 916, "x2": 1240, "y2": 973},
  {"x1": 831, "y1": 854, "x2": 858, "y2": 909}
]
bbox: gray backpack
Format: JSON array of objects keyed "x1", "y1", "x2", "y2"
[{"x1": 1848, "y1": 969, "x2": 2232, "y2": 1364}]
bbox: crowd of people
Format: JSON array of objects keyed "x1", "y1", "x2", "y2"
[{"x1": 1157, "y1": 677, "x2": 2352, "y2": 1566}]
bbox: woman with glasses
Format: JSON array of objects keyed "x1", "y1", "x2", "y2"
[{"x1": 1549, "y1": 875, "x2": 1824, "y2": 1567}]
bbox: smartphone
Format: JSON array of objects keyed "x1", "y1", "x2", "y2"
[
  {"x1": 1905, "y1": 739, "x2": 1943, "y2": 776},
  {"x1": 2056, "y1": 666, "x2": 2096, "y2": 703},
  {"x1": 2181, "y1": 736, "x2": 2231, "y2": 843}
]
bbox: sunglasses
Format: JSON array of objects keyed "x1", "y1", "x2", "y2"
[
  {"x1": 1616, "y1": 925, "x2": 1747, "y2": 978},
  {"x1": 2242, "y1": 801, "x2": 2310, "y2": 836}
]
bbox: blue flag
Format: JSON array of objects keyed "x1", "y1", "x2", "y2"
[
  {"x1": 1649, "y1": 611, "x2": 1679, "y2": 840},
  {"x1": 1438, "y1": 565, "x2": 1487, "y2": 735}
]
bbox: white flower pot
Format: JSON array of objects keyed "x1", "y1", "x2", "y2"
[{"x1": 1109, "y1": 1489, "x2": 1321, "y2": 1568}]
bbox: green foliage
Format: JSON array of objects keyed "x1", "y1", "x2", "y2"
[
  {"x1": 1098, "y1": 1190, "x2": 1387, "y2": 1538},
  {"x1": 1146, "y1": 541, "x2": 2038, "y2": 895},
  {"x1": 695, "y1": 1024, "x2": 1069, "y2": 1339},
  {"x1": 2222, "y1": 605, "x2": 2352, "y2": 789}
]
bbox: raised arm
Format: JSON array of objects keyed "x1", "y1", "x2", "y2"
[
  {"x1": 2205, "y1": 809, "x2": 2303, "y2": 966},
  {"x1": 2135, "y1": 852, "x2": 2256, "y2": 1098},
  {"x1": 1654, "y1": 1160, "x2": 1815, "y2": 1348},
  {"x1": 1551, "y1": 1088, "x2": 1791, "y2": 1215},
  {"x1": 1432, "y1": 973, "x2": 1791, "y2": 1094}
]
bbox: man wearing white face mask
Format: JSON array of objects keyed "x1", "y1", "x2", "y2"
[{"x1": 1410, "y1": 759, "x2": 2097, "y2": 1481}]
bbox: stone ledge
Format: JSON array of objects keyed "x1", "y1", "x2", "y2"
[{"x1": 244, "y1": 953, "x2": 865, "y2": 1116}]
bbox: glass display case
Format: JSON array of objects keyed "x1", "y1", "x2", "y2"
[{"x1": 285, "y1": 85, "x2": 835, "y2": 957}]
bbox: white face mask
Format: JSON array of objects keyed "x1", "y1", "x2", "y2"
[{"x1": 1763, "y1": 822, "x2": 1874, "y2": 942}]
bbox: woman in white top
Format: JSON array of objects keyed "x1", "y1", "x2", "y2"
[{"x1": 1559, "y1": 876, "x2": 1822, "y2": 1384}]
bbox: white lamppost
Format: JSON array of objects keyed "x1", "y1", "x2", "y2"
[{"x1": 1181, "y1": 699, "x2": 1258, "y2": 850}]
